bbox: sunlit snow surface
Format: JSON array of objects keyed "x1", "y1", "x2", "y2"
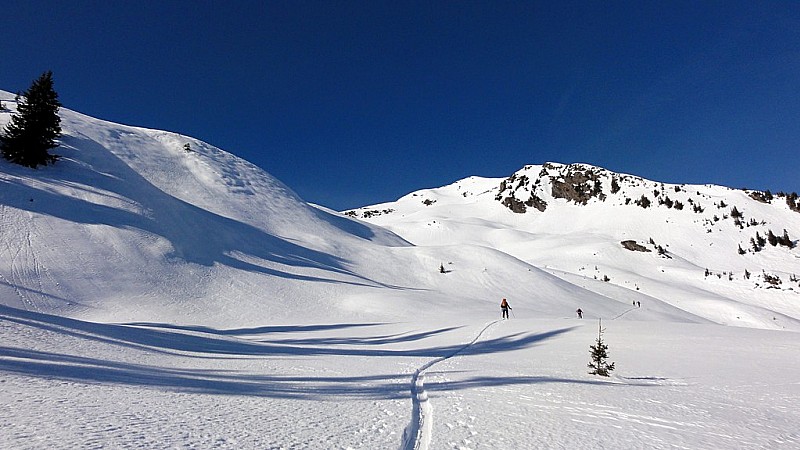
[{"x1": 1, "y1": 91, "x2": 799, "y2": 449}]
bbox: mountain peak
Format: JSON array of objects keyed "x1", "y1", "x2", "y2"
[{"x1": 346, "y1": 162, "x2": 800, "y2": 330}]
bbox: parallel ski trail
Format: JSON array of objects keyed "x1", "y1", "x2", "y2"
[{"x1": 400, "y1": 319, "x2": 500, "y2": 450}]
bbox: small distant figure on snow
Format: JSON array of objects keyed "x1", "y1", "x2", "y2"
[
  {"x1": 637, "y1": 301, "x2": 641, "y2": 308},
  {"x1": 439, "y1": 263, "x2": 445, "y2": 274},
  {"x1": 500, "y1": 298, "x2": 512, "y2": 319},
  {"x1": 632, "y1": 300, "x2": 636, "y2": 307},
  {"x1": 576, "y1": 308, "x2": 583, "y2": 319}
]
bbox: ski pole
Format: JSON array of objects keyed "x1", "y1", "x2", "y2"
[{"x1": 511, "y1": 309, "x2": 516, "y2": 318}]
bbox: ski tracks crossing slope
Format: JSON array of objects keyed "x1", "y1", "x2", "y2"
[{"x1": 400, "y1": 319, "x2": 501, "y2": 450}]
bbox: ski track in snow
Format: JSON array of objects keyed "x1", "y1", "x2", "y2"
[
  {"x1": 401, "y1": 319, "x2": 501, "y2": 450},
  {"x1": 610, "y1": 305, "x2": 639, "y2": 320}
]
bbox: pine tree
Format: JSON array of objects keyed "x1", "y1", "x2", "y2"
[
  {"x1": 767, "y1": 230, "x2": 778, "y2": 246},
  {"x1": 1, "y1": 71, "x2": 62, "y2": 168},
  {"x1": 780, "y1": 229, "x2": 794, "y2": 248},
  {"x1": 610, "y1": 177, "x2": 620, "y2": 194},
  {"x1": 588, "y1": 319, "x2": 615, "y2": 377}
]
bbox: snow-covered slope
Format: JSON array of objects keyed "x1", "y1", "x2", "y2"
[
  {"x1": 0, "y1": 92, "x2": 654, "y2": 330},
  {"x1": 0, "y1": 90, "x2": 417, "y2": 325},
  {"x1": 346, "y1": 162, "x2": 800, "y2": 331},
  {"x1": 2, "y1": 92, "x2": 799, "y2": 449}
]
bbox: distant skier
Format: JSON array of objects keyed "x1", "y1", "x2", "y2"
[
  {"x1": 576, "y1": 308, "x2": 583, "y2": 319},
  {"x1": 500, "y1": 298, "x2": 512, "y2": 319},
  {"x1": 637, "y1": 301, "x2": 641, "y2": 308}
]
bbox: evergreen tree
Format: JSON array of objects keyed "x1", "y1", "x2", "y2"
[
  {"x1": 588, "y1": 319, "x2": 615, "y2": 377},
  {"x1": 767, "y1": 230, "x2": 778, "y2": 246},
  {"x1": 786, "y1": 192, "x2": 800, "y2": 212},
  {"x1": 1, "y1": 71, "x2": 62, "y2": 168},
  {"x1": 778, "y1": 229, "x2": 793, "y2": 248},
  {"x1": 610, "y1": 177, "x2": 620, "y2": 194}
]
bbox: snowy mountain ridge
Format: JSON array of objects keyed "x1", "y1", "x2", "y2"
[
  {"x1": 345, "y1": 162, "x2": 800, "y2": 330},
  {"x1": 2, "y1": 86, "x2": 799, "y2": 330},
  {"x1": 0, "y1": 90, "x2": 657, "y2": 329}
]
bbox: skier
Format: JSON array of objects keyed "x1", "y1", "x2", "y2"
[
  {"x1": 637, "y1": 301, "x2": 641, "y2": 308},
  {"x1": 500, "y1": 298, "x2": 512, "y2": 319},
  {"x1": 576, "y1": 308, "x2": 583, "y2": 319}
]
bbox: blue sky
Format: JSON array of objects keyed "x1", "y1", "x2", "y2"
[{"x1": 3, "y1": 1, "x2": 799, "y2": 210}]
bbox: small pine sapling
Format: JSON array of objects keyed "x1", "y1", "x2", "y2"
[{"x1": 588, "y1": 319, "x2": 615, "y2": 377}]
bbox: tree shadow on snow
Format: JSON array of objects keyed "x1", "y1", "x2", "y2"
[
  {"x1": 123, "y1": 321, "x2": 389, "y2": 336},
  {"x1": 0, "y1": 306, "x2": 608, "y2": 400}
]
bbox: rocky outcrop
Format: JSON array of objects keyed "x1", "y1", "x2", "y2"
[
  {"x1": 621, "y1": 240, "x2": 651, "y2": 252},
  {"x1": 549, "y1": 165, "x2": 605, "y2": 205},
  {"x1": 496, "y1": 163, "x2": 609, "y2": 213}
]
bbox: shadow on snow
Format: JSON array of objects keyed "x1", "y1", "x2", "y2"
[
  {"x1": 0, "y1": 134, "x2": 408, "y2": 289},
  {"x1": 0, "y1": 306, "x2": 628, "y2": 400}
]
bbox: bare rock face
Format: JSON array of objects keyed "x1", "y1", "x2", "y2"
[
  {"x1": 550, "y1": 164, "x2": 605, "y2": 205},
  {"x1": 525, "y1": 193, "x2": 547, "y2": 212},
  {"x1": 501, "y1": 196, "x2": 527, "y2": 213},
  {"x1": 496, "y1": 172, "x2": 541, "y2": 214},
  {"x1": 496, "y1": 163, "x2": 607, "y2": 213},
  {"x1": 749, "y1": 190, "x2": 773, "y2": 204},
  {"x1": 621, "y1": 240, "x2": 651, "y2": 252}
]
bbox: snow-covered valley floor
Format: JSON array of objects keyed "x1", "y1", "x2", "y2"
[{"x1": 2, "y1": 304, "x2": 798, "y2": 449}]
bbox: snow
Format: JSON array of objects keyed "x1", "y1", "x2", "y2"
[{"x1": 1, "y1": 91, "x2": 799, "y2": 449}]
